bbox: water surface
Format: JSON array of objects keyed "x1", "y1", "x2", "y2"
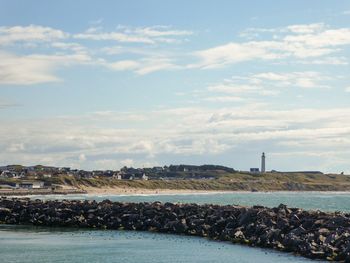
[
  {"x1": 0, "y1": 225, "x2": 312, "y2": 263},
  {"x1": 30, "y1": 191, "x2": 350, "y2": 212},
  {"x1": 4, "y1": 191, "x2": 346, "y2": 262}
]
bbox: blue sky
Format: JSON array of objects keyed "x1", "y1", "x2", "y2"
[{"x1": 0, "y1": 0, "x2": 350, "y2": 172}]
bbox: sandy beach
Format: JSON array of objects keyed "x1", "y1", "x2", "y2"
[
  {"x1": 81, "y1": 186, "x2": 231, "y2": 195},
  {"x1": 80, "y1": 187, "x2": 350, "y2": 196}
]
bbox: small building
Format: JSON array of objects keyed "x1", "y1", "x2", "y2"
[
  {"x1": 59, "y1": 167, "x2": 71, "y2": 173},
  {"x1": 112, "y1": 172, "x2": 122, "y2": 180},
  {"x1": 19, "y1": 181, "x2": 45, "y2": 189},
  {"x1": 0, "y1": 170, "x2": 23, "y2": 178},
  {"x1": 79, "y1": 170, "x2": 93, "y2": 179},
  {"x1": 250, "y1": 168, "x2": 260, "y2": 173},
  {"x1": 141, "y1": 174, "x2": 149, "y2": 180},
  {"x1": 51, "y1": 184, "x2": 63, "y2": 190},
  {"x1": 92, "y1": 170, "x2": 104, "y2": 177},
  {"x1": 121, "y1": 173, "x2": 134, "y2": 180},
  {"x1": 153, "y1": 166, "x2": 164, "y2": 172}
]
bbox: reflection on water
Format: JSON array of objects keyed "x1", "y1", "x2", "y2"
[
  {"x1": 3, "y1": 192, "x2": 343, "y2": 263},
  {"x1": 0, "y1": 225, "x2": 314, "y2": 263}
]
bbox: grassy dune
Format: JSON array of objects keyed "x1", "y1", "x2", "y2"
[{"x1": 42, "y1": 172, "x2": 350, "y2": 191}]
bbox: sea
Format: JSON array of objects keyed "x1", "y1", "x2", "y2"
[{"x1": 2, "y1": 191, "x2": 349, "y2": 263}]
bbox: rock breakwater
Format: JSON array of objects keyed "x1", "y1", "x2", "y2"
[{"x1": 0, "y1": 198, "x2": 349, "y2": 261}]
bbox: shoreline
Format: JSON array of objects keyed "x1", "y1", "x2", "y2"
[
  {"x1": 81, "y1": 187, "x2": 236, "y2": 196},
  {"x1": 78, "y1": 186, "x2": 350, "y2": 196},
  {"x1": 0, "y1": 188, "x2": 86, "y2": 196},
  {"x1": 2, "y1": 186, "x2": 350, "y2": 197}
]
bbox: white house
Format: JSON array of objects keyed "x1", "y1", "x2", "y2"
[
  {"x1": 112, "y1": 172, "x2": 122, "y2": 180},
  {"x1": 19, "y1": 181, "x2": 45, "y2": 189}
]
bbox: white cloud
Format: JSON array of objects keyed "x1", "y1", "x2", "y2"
[
  {"x1": 0, "y1": 25, "x2": 68, "y2": 45},
  {"x1": 0, "y1": 22, "x2": 348, "y2": 86},
  {"x1": 78, "y1": 153, "x2": 86, "y2": 162},
  {"x1": 286, "y1": 23, "x2": 326, "y2": 34},
  {"x1": 240, "y1": 23, "x2": 326, "y2": 37},
  {"x1": 206, "y1": 71, "x2": 328, "y2": 102},
  {"x1": 120, "y1": 159, "x2": 134, "y2": 167},
  {"x1": 0, "y1": 25, "x2": 98, "y2": 85},
  {"x1": 190, "y1": 41, "x2": 282, "y2": 69},
  {"x1": 0, "y1": 52, "x2": 60, "y2": 85},
  {"x1": 0, "y1": 51, "x2": 91, "y2": 85},
  {"x1": 345, "y1": 87, "x2": 350, "y2": 93},
  {"x1": 202, "y1": 96, "x2": 245, "y2": 102},
  {"x1": 106, "y1": 57, "x2": 178, "y2": 75},
  {"x1": 51, "y1": 42, "x2": 86, "y2": 53},
  {"x1": 253, "y1": 71, "x2": 328, "y2": 88},
  {"x1": 75, "y1": 31, "x2": 154, "y2": 44},
  {"x1": 1, "y1": 105, "x2": 350, "y2": 170},
  {"x1": 6, "y1": 143, "x2": 25, "y2": 153},
  {"x1": 208, "y1": 83, "x2": 262, "y2": 94},
  {"x1": 132, "y1": 26, "x2": 192, "y2": 37},
  {"x1": 192, "y1": 23, "x2": 350, "y2": 68},
  {"x1": 135, "y1": 57, "x2": 178, "y2": 75},
  {"x1": 74, "y1": 25, "x2": 192, "y2": 44},
  {"x1": 297, "y1": 57, "x2": 348, "y2": 65},
  {"x1": 0, "y1": 24, "x2": 193, "y2": 83},
  {"x1": 108, "y1": 60, "x2": 140, "y2": 71},
  {"x1": 283, "y1": 28, "x2": 350, "y2": 47},
  {"x1": 101, "y1": 46, "x2": 127, "y2": 55}
]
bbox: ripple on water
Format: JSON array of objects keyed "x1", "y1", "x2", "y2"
[
  {"x1": 28, "y1": 191, "x2": 350, "y2": 212},
  {"x1": 0, "y1": 225, "x2": 315, "y2": 263},
  {"x1": 3, "y1": 192, "x2": 341, "y2": 263}
]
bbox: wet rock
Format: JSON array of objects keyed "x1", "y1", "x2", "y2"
[
  {"x1": 290, "y1": 225, "x2": 306, "y2": 236},
  {"x1": 238, "y1": 209, "x2": 257, "y2": 225},
  {"x1": 0, "y1": 207, "x2": 11, "y2": 217},
  {"x1": 318, "y1": 228, "x2": 330, "y2": 235}
]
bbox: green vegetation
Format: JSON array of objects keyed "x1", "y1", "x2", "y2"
[
  {"x1": 2, "y1": 171, "x2": 350, "y2": 191},
  {"x1": 43, "y1": 172, "x2": 350, "y2": 191}
]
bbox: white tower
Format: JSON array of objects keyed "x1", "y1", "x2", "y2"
[{"x1": 261, "y1": 152, "x2": 266, "y2": 173}]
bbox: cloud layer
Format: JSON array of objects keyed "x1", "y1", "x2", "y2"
[
  {"x1": 1, "y1": 105, "x2": 350, "y2": 172},
  {"x1": 0, "y1": 21, "x2": 349, "y2": 173},
  {"x1": 192, "y1": 23, "x2": 350, "y2": 68},
  {"x1": 0, "y1": 23, "x2": 349, "y2": 84}
]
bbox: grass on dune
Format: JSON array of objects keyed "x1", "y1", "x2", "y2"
[{"x1": 36, "y1": 171, "x2": 350, "y2": 191}]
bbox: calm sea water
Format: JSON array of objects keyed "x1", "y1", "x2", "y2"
[
  {"x1": 0, "y1": 225, "x2": 311, "y2": 263},
  {"x1": 30, "y1": 191, "x2": 350, "y2": 212},
  {"x1": 3, "y1": 191, "x2": 346, "y2": 263}
]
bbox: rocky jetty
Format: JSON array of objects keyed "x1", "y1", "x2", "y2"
[{"x1": 0, "y1": 198, "x2": 350, "y2": 261}]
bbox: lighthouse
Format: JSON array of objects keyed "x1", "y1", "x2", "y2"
[{"x1": 261, "y1": 152, "x2": 266, "y2": 173}]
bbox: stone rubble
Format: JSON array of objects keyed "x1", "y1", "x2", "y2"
[{"x1": 0, "y1": 197, "x2": 350, "y2": 261}]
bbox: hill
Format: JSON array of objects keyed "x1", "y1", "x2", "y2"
[{"x1": 46, "y1": 171, "x2": 350, "y2": 192}]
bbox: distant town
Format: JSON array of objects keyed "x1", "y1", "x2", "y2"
[
  {"x1": 1, "y1": 151, "x2": 333, "y2": 193},
  {"x1": 0, "y1": 164, "x2": 237, "y2": 190}
]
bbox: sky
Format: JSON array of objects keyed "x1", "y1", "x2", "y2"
[{"x1": 0, "y1": 0, "x2": 350, "y2": 172}]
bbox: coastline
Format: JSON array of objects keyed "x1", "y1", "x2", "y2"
[
  {"x1": 81, "y1": 186, "x2": 235, "y2": 195},
  {"x1": 78, "y1": 186, "x2": 350, "y2": 196},
  {"x1": 0, "y1": 187, "x2": 234, "y2": 197},
  {"x1": 0, "y1": 188, "x2": 86, "y2": 196},
  {"x1": 2, "y1": 185, "x2": 350, "y2": 197}
]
